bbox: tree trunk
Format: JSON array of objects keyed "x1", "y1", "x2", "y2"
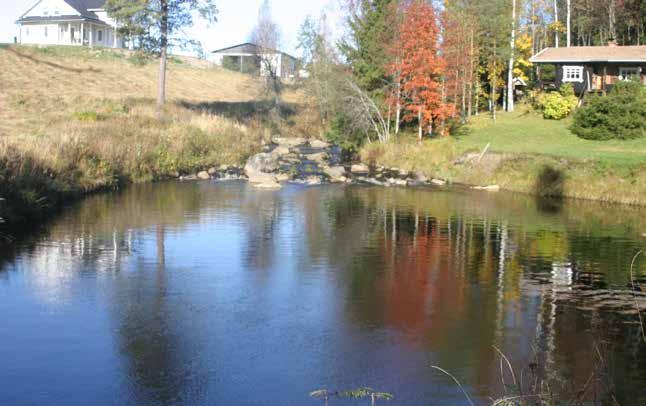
[
  {"x1": 467, "y1": 28, "x2": 474, "y2": 117},
  {"x1": 507, "y1": 0, "x2": 516, "y2": 112},
  {"x1": 566, "y1": 0, "x2": 571, "y2": 47},
  {"x1": 395, "y1": 73, "x2": 401, "y2": 134},
  {"x1": 418, "y1": 109, "x2": 423, "y2": 143},
  {"x1": 157, "y1": 0, "x2": 169, "y2": 118},
  {"x1": 554, "y1": 0, "x2": 559, "y2": 47},
  {"x1": 609, "y1": 0, "x2": 617, "y2": 40}
]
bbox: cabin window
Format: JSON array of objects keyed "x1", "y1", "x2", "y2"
[
  {"x1": 25, "y1": 28, "x2": 29, "y2": 36},
  {"x1": 619, "y1": 67, "x2": 640, "y2": 81},
  {"x1": 563, "y1": 66, "x2": 584, "y2": 83},
  {"x1": 44, "y1": 27, "x2": 48, "y2": 37},
  {"x1": 98, "y1": 30, "x2": 103, "y2": 42}
]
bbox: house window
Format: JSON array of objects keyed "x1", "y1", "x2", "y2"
[
  {"x1": 44, "y1": 27, "x2": 48, "y2": 37},
  {"x1": 619, "y1": 67, "x2": 640, "y2": 81},
  {"x1": 98, "y1": 30, "x2": 103, "y2": 42},
  {"x1": 563, "y1": 66, "x2": 584, "y2": 83},
  {"x1": 25, "y1": 28, "x2": 29, "y2": 36}
]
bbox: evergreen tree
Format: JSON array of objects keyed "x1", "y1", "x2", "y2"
[
  {"x1": 339, "y1": 0, "x2": 398, "y2": 96},
  {"x1": 105, "y1": 0, "x2": 218, "y2": 116}
]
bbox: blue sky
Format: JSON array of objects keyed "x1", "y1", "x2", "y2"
[{"x1": 0, "y1": 0, "x2": 343, "y2": 56}]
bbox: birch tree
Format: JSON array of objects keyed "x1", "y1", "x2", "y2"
[{"x1": 507, "y1": 0, "x2": 517, "y2": 112}]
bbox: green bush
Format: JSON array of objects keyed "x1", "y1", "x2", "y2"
[
  {"x1": 571, "y1": 80, "x2": 646, "y2": 140},
  {"x1": 536, "y1": 84, "x2": 579, "y2": 120}
]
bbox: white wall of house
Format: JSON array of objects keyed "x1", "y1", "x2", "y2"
[{"x1": 19, "y1": 23, "x2": 60, "y2": 45}]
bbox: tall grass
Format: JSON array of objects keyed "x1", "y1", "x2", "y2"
[{"x1": 0, "y1": 98, "x2": 262, "y2": 229}]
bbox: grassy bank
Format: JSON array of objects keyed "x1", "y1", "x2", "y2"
[
  {"x1": 0, "y1": 45, "x2": 308, "y2": 234},
  {"x1": 362, "y1": 110, "x2": 646, "y2": 205}
]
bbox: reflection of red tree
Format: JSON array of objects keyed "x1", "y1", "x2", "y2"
[
  {"x1": 376, "y1": 218, "x2": 458, "y2": 334},
  {"x1": 374, "y1": 216, "x2": 505, "y2": 394}
]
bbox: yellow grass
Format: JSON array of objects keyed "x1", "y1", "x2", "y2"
[{"x1": 0, "y1": 45, "x2": 305, "y2": 228}]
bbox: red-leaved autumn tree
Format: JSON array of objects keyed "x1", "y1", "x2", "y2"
[{"x1": 390, "y1": 0, "x2": 454, "y2": 141}]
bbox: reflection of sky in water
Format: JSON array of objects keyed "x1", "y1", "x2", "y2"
[{"x1": 0, "y1": 181, "x2": 645, "y2": 405}]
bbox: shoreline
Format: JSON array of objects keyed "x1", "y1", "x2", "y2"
[{"x1": 3, "y1": 139, "x2": 646, "y2": 245}]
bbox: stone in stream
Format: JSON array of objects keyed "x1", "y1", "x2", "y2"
[
  {"x1": 245, "y1": 152, "x2": 280, "y2": 173},
  {"x1": 415, "y1": 171, "x2": 428, "y2": 183},
  {"x1": 310, "y1": 139, "x2": 330, "y2": 149},
  {"x1": 207, "y1": 167, "x2": 218, "y2": 176},
  {"x1": 275, "y1": 173, "x2": 291, "y2": 182},
  {"x1": 324, "y1": 166, "x2": 346, "y2": 182},
  {"x1": 350, "y1": 163, "x2": 370, "y2": 175},
  {"x1": 245, "y1": 152, "x2": 282, "y2": 189},
  {"x1": 272, "y1": 137, "x2": 307, "y2": 148},
  {"x1": 431, "y1": 179, "x2": 447, "y2": 186},
  {"x1": 305, "y1": 152, "x2": 328, "y2": 163},
  {"x1": 272, "y1": 145, "x2": 290, "y2": 156},
  {"x1": 197, "y1": 171, "x2": 211, "y2": 180}
]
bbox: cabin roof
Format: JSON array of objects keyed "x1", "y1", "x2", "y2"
[
  {"x1": 212, "y1": 42, "x2": 297, "y2": 60},
  {"x1": 530, "y1": 45, "x2": 646, "y2": 63}
]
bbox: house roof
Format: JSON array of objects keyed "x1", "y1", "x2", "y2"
[
  {"x1": 17, "y1": 0, "x2": 107, "y2": 24},
  {"x1": 531, "y1": 45, "x2": 646, "y2": 63},
  {"x1": 212, "y1": 42, "x2": 298, "y2": 60},
  {"x1": 63, "y1": 0, "x2": 107, "y2": 16}
]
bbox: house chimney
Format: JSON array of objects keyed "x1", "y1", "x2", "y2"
[{"x1": 608, "y1": 39, "x2": 617, "y2": 47}]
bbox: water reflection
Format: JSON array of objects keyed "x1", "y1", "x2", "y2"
[{"x1": 0, "y1": 182, "x2": 645, "y2": 405}]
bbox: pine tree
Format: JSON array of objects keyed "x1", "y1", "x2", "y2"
[
  {"x1": 105, "y1": 0, "x2": 218, "y2": 116},
  {"x1": 339, "y1": 0, "x2": 398, "y2": 96}
]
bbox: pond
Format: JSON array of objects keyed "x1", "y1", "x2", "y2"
[{"x1": 1, "y1": 181, "x2": 645, "y2": 405}]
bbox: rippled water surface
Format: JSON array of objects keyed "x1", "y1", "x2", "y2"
[{"x1": 1, "y1": 181, "x2": 646, "y2": 405}]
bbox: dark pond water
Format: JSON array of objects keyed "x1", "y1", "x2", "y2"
[{"x1": 1, "y1": 181, "x2": 646, "y2": 405}]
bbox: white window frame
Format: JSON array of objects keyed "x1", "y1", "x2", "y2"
[
  {"x1": 563, "y1": 65, "x2": 584, "y2": 83},
  {"x1": 619, "y1": 67, "x2": 640, "y2": 81}
]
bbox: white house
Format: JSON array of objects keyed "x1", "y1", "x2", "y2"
[
  {"x1": 211, "y1": 43, "x2": 300, "y2": 79},
  {"x1": 16, "y1": 0, "x2": 124, "y2": 48}
]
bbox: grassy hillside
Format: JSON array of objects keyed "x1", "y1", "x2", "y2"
[
  {"x1": 363, "y1": 110, "x2": 646, "y2": 206},
  {"x1": 0, "y1": 45, "x2": 304, "y2": 231}
]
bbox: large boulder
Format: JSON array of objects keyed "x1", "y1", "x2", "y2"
[
  {"x1": 197, "y1": 171, "x2": 211, "y2": 180},
  {"x1": 247, "y1": 171, "x2": 282, "y2": 189},
  {"x1": 245, "y1": 152, "x2": 280, "y2": 174},
  {"x1": 245, "y1": 152, "x2": 282, "y2": 189},
  {"x1": 325, "y1": 166, "x2": 346, "y2": 182}
]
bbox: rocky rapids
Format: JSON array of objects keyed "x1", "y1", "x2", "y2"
[{"x1": 181, "y1": 137, "x2": 447, "y2": 189}]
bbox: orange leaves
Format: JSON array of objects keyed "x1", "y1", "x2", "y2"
[{"x1": 388, "y1": 0, "x2": 454, "y2": 135}]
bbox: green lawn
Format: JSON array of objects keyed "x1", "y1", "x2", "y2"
[{"x1": 457, "y1": 110, "x2": 646, "y2": 167}]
